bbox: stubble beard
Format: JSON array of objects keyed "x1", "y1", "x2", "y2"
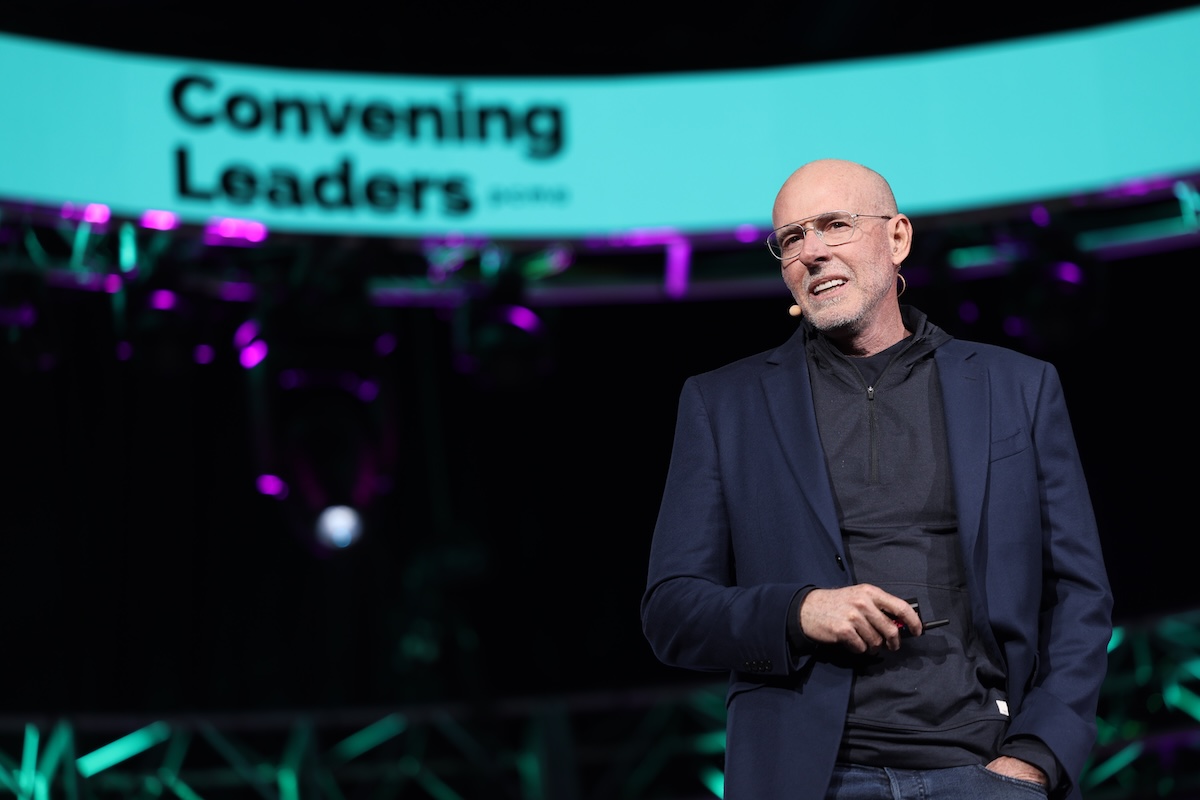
[
  {"x1": 804, "y1": 275, "x2": 893, "y2": 340},
  {"x1": 804, "y1": 290, "x2": 869, "y2": 337}
]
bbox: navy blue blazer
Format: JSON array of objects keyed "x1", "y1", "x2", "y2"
[{"x1": 641, "y1": 323, "x2": 1113, "y2": 800}]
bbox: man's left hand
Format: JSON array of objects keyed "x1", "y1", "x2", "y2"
[{"x1": 985, "y1": 756, "x2": 1048, "y2": 786}]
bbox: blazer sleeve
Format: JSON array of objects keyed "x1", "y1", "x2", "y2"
[{"x1": 640, "y1": 376, "x2": 821, "y2": 678}]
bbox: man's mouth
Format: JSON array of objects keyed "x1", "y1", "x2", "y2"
[{"x1": 812, "y1": 278, "x2": 846, "y2": 295}]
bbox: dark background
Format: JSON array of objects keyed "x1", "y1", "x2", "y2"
[
  {"x1": 1, "y1": 3, "x2": 1194, "y2": 717},
  {"x1": 5, "y1": 2, "x2": 1200, "y2": 77}
]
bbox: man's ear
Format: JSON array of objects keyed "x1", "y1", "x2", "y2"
[{"x1": 890, "y1": 214, "x2": 913, "y2": 266}]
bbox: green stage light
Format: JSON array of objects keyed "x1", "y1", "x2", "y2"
[
  {"x1": 328, "y1": 714, "x2": 407, "y2": 765},
  {"x1": 76, "y1": 723, "x2": 170, "y2": 778}
]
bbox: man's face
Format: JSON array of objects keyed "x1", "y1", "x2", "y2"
[{"x1": 772, "y1": 169, "x2": 903, "y2": 339}]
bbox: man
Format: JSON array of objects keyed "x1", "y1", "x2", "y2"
[{"x1": 640, "y1": 159, "x2": 1112, "y2": 799}]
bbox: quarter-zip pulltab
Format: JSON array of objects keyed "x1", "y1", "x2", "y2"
[{"x1": 866, "y1": 384, "x2": 878, "y2": 481}]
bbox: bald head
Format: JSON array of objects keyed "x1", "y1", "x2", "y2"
[
  {"x1": 770, "y1": 158, "x2": 914, "y2": 354},
  {"x1": 772, "y1": 159, "x2": 898, "y2": 228}
]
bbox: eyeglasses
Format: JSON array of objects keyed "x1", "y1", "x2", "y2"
[{"x1": 766, "y1": 211, "x2": 893, "y2": 260}]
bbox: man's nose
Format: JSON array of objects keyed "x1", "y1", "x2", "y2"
[{"x1": 798, "y1": 228, "x2": 831, "y2": 259}]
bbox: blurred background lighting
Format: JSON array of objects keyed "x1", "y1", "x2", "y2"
[
  {"x1": 502, "y1": 305, "x2": 542, "y2": 335},
  {"x1": 1003, "y1": 316, "x2": 1028, "y2": 337},
  {"x1": 149, "y1": 289, "x2": 176, "y2": 310},
  {"x1": 374, "y1": 332, "x2": 396, "y2": 356},
  {"x1": 958, "y1": 300, "x2": 981, "y2": 324},
  {"x1": 140, "y1": 210, "x2": 179, "y2": 230},
  {"x1": 734, "y1": 223, "x2": 760, "y2": 243},
  {"x1": 665, "y1": 238, "x2": 691, "y2": 298},
  {"x1": 239, "y1": 340, "x2": 268, "y2": 369},
  {"x1": 233, "y1": 320, "x2": 259, "y2": 349},
  {"x1": 216, "y1": 282, "x2": 256, "y2": 302},
  {"x1": 356, "y1": 378, "x2": 379, "y2": 403},
  {"x1": 205, "y1": 217, "x2": 268, "y2": 245},
  {"x1": 315, "y1": 505, "x2": 362, "y2": 549},
  {"x1": 60, "y1": 202, "x2": 111, "y2": 223},
  {"x1": 83, "y1": 204, "x2": 111, "y2": 224},
  {"x1": 1055, "y1": 261, "x2": 1084, "y2": 284},
  {"x1": 256, "y1": 474, "x2": 288, "y2": 498}
]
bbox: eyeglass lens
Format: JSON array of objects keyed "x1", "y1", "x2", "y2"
[{"x1": 769, "y1": 213, "x2": 858, "y2": 257}]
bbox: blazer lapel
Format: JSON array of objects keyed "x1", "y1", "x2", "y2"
[
  {"x1": 936, "y1": 344, "x2": 990, "y2": 561},
  {"x1": 760, "y1": 332, "x2": 844, "y2": 553}
]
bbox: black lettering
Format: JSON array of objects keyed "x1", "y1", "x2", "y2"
[
  {"x1": 406, "y1": 104, "x2": 445, "y2": 139},
  {"x1": 220, "y1": 165, "x2": 258, "y2": 203},
  {"x1": 168, "y1": 74, "x2": 567, "y2": 160},
  {"x1": 225, "y1": 93, "x2": 263, "y2": 131},
  {"x1": 174, "y1": 145, "x2": 213, "y2": 199},
  {"x1": 525, "y1": 105, "x2": 564, "y2": 159},
  {"x1": 266, "y1": 170, "x2": 305, "y2": 206},
  {"x1": 408, "y1": 177, "x2": 431, "y2": 212},
  {"x1": 361, "y1": 103, "x2": 396, "y2": 139},
  {"x1": 488, "y1": 184, "x2": 568, "y2": 206},
  {"x1": 313, "y1": 159, "x2": 354, "y2": 208},
  {"x1": 172, "y1": 148, "x2": 475, "y2": 218},
  {"x1": 273, "y1": 98, "x2": 311, "y2": 135},
  {"x1": 442, "y1": 178, "x2": 472, "y2": 215},
  {"x1": 452, "y1": 89, "x2": 468, "y2": 140},
  {"x1": 364, "y1": 175, "x2": 400, "y2": 209},
  {"x1": 319, "y1": 99, "x2": 357, "y2": 137},
  {"x1": 170, "y1": 75, "x2": 216, "y2": 127},
  {"x1": 477, "y1": 104, "x2": 517, "y2": 144}
]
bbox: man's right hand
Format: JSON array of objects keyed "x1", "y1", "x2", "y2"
[{"x1": 799, "y1": 585, "x2": 923, "y2": 654}]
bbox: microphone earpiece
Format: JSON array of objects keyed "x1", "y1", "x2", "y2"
[{"x1": 789, "y1": 304, "x2": 802, "y2": 317}]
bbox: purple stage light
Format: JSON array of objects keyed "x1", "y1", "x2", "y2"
[
  {"x1": 356, "y1": 379, "x2": 379, "y2": 403},
  {"x1": 546, "y1": 246, "x2": 572, "y2": 273},
  {"x1": 141, "y1": 210, "x2": 179, "y2": 230},
  {"x1": 958, "y1": 300, "x2": 980, "y2": 324},
  {"x1": 665, "y1": 238, "x2": 691, "y2": 299},
  {"x1": 205, "y1": 217, "x2": 268, "y2": 245},
  {"x1": 503, "y1": 304, "x2": 542, "y2": 335},
  {"x1": 60, "y1": 202, "x2": 111, "y2": 223},
  {"x1": 84, "y1": 204, "x2": 110, "y2": 224},
  {"x1": 149, "y1": 289, "x2": 177, "y2": 310},
  {"x1": 193, "y1": 344, "x2": 215, "y2": 364},
  {"x1": 233, "y1": 319, "x2": 259, "y2": 349},
  {"x1": 256, "y1": 474, "x2": 288, "y2": 498},
  {"x1": 239, "y1": 339, "x2": 268, "y2": 368},
  {"x1": 0, "y1": 304, "x2": 36, "y2": 327},
  {"x1": 1055, "y1": 261, "x2": 1084, "y2": 284},
  {"x1": 217, "y1": 282, "x2": 255, "y2": 302},
  {"x1": 1002, "y1": 316, "x2": 1028, "y2": 337},
  {"x1": 734, "y1": 224, "x2": 760, "y2": 243},
  {"x1": 1103, "y1": 176, "x2": 1175, "y2": 198},
  {"x1": 375, "y1": 332, "x2": 396, "y2": 356}
]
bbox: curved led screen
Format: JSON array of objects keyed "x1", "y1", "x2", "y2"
[{"x1": 2, "y1": 8, "x2": 1198, "y2": 238}]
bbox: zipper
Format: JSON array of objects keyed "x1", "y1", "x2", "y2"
[
  {"x1": 866, "y1": 383, "x2": 878, "y2": 482},
  {"x1": 857, "y1": 334, "x2": 922, "y2": 484}
]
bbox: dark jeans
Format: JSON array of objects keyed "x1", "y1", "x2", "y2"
[{"x1": 827, "y1": 763, "x2": 1049, "y2": 799}]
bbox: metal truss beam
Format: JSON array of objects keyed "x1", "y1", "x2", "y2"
[{"x1": 2, "y1": 609, "x2": 1199, "y2": 799}]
